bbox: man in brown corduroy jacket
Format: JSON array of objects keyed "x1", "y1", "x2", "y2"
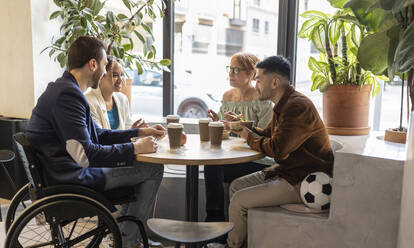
[{"x1": 225, "y1": 56, "x2": 334, "y2": 248}]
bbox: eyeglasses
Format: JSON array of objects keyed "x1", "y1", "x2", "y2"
[{"x1": 226, "y1": 66, "x2": 247, "y2": 74}]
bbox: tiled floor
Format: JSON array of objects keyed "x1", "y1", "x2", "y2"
[{"x1": 1, "y1": 201, "x2": 177, "y2": 248}]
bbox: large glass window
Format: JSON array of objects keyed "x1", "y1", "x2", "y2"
[
  {"x1": 295, "y1": 0, "x2": 336, "y2": 116},
  {"x1": 173, "y1": 0, "x2": 279, "y2": 118}
]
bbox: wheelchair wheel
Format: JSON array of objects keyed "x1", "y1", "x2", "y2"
[
  {"x1": 5, "y1": 194, "x2": 122, "y2": 248},
  {"x1": 5, "y1": 183, "x2": 31, "y2": 232}
]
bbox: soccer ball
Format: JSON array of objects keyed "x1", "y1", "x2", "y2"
[{"x1": 300, "y1": 172, "x2": 332, "y2": 211}]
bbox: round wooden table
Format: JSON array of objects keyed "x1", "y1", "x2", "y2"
[{"x1": 136, "y1": 134, "x2": 264, "y2": 223}]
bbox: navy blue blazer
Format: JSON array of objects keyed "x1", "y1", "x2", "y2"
[{"x1": 26, "y1": 71, "x2": 139, "y2": 191}]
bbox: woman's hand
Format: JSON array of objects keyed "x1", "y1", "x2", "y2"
[
  {"x1": 131, "y1": 118, "x2": 148, "y2": 128},
  {"x1": 207, "y1": 109, "x2": 219, "y2": 121},
  {"x1": 138, "y1": 124, "x2": 166, "y2": 140},
  {"x1": 224, "y1": 111, "x2": 241, "y2": 122}
]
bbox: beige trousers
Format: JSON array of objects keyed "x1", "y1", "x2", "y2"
[{"x1": 227, "y1": 171, "x2": 302, "y2": 248}]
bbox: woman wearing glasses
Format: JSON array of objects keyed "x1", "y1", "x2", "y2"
[
  {"x1": 204, "y1": 53, "x2": 274, "y2": 226},
  {"x1": 86, "y1": 56, "x2": 148, "y2": 130}
]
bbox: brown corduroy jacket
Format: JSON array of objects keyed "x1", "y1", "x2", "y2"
[{"x1": 247, "y1": 85, "x2": 334, "y2": 185}]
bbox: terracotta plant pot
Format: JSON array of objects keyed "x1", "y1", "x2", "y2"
[{"x1": 323, "y1": 84, "x2": 371, "y2": 135}]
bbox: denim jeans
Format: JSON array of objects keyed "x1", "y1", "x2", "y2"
[
  {"x1": 102, "y1": 161, "x2": 164, "y2": 248},
  {"x1": 204, "y1": 162, "x2": 267, "y2": 222}
]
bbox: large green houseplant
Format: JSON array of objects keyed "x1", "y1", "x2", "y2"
[
  {"x1": 42, "y1": 0, "x2": 171, "y2": 74},
  {"x1": 298, "y1": 6, "x2": 386, "y2": 135},
  {"x1": 343, "y1": 0, "x2": 414, "y2": 143}
]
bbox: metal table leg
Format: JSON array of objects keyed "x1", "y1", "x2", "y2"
[{"x1": 185, "y1": 165, "x2": 199, "y2": 248}]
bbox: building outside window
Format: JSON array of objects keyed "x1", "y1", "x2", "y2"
[
  {"x1": 264, "y1": 21, "x2": 269, "y2": 34},
  {"x1": 252, "y1": 18, "x2": 260, "y2": 33}
]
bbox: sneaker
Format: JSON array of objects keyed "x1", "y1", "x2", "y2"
[
  {"x1": 138, "y1": 239, "x2": 164, "y2": 248},
  {"x1": 206, "y1": 242, "x2": 228, "y2": 248},
  {"x1": 148, "y1": 239, "x2": 164, "y2": 248}
]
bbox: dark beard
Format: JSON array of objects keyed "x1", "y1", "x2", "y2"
[{"x1": 91, "y1": 69, "x2": 103, "y2": 89}]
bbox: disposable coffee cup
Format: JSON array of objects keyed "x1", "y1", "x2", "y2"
[
  {"x1": 199, "y1": 118, "x2": 212, "y2": 141},
  {"x1": 168, "y1": 123, "x2": 183, "y2": 149},
  {"x1": 209, "y1": 122, "x2": 224, "y2": 147},
  {"x1": 166, "y1": 115, "x2": 180, "y2": 124}
]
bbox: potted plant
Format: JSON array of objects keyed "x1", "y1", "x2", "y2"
[
  {"x1": 343, "y1": 0, "x2": 414, "y2": 143},
  {"x1": 42, "y1": 0, "x2": 171, "y2": 88},
  {"x1": 298, "y1": 5, "x2": 385, "y2": 135}
]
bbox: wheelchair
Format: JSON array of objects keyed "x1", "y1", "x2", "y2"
[{"x1": 4, "y1": 132, "x2": 149, "y2": 248}]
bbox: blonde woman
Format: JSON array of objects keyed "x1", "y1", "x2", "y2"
[{"x1": 204, "y1": 53, "x2": 274, "y2": 225}]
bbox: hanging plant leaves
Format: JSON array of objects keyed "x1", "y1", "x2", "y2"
[
  {"x1": 358, "y1": 30, "x2": 390, "y2": 74},
  {"x1": 328, "y1": 0, "x2": 349, "y2": 8},
  {"x1": 392, "y1": 0, "x2": 414, "y2": 14},
  {"x1": 345, "y1": 0, "x2": 390, "y2": 32},
  {"x1": 394, "y1": 22, "x2": 414, "y2": 72}
]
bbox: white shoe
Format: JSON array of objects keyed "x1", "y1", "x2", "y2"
[{"x1": 206, "y1": 242, "x2": 226, "y2": 248}]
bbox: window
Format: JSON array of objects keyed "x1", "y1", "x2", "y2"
[
  {"x1": 233, "y1": 0, "x2": 241, "y2": 20},
  {"x1": 252, "y1": 18, "x2": 260, "y2": 33},
  {"x1": 295, "y1": 1, "x2": 336, "y2": 116},
  {"x1": 253, "y1": 0, "x2": 260, "y2": 7},
  {"x1": 173, "y1": 0, "x2": 278, "y2": 118},
  {"x1": 264, "y1": 21, "x2": 269, "y2": 34}
]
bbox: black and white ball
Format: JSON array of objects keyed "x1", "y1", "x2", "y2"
[{"x1": 300, "y1": 172, "x2": 332, "y2": 211}]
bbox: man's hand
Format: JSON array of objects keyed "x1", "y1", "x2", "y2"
[
  {"x1": 224, "y1": 111, "x2": 240, "y2": 122},
  {"x1": 138, "y1": 124, "x2": 166, "y2": 140},
  {"x1": 133, "y1": 136, "x2": 158, "y2": 154},
  {"x1": 131, "y1": 118, "x2": 148, "y2": 128},
  {"x1": 207, "y1": 109, "x2": 219, "y2": 121},
  {"x1": 231, "y1": 126, "x2": 250, "y2": 140}
]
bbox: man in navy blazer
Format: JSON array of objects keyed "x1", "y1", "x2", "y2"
[{"x1": 26, "y1": 36, "x2": 165, "y2": 248}]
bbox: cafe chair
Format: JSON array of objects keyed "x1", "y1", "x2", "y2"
[
  {"x1": 4, "y1": 132, "x2": 149, "y2": 248},
  {"x1": 0, "y1": 149, "x2": 17, "y2": 222}
]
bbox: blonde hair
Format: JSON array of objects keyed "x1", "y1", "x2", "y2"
[{"x1": 230, "y1": 52, "x2": 260, "y2": 78}]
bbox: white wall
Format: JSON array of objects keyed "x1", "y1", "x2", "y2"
[
  {"x1": 31, "y1": 0, "x2": 63, "y2": 102},
  {"x1": 0, "y1": 0, "x2": 35, "y2": 118}
]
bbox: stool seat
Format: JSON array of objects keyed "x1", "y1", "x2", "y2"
[
  {"x1": 0, "y1": 150, "x2": 15, "y2": 163},
  {"x1": 147, "y1": 218, "x2": 234, "y2": 244}
]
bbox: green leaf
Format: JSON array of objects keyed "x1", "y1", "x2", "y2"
[
  {"x1": 122, "y1": 0, "x2": 132, "y2": 11},
  {"x1": 358, "y1": 30, "x2": 390, "y2": 74},
  {"x1": 346, "y1": 0, "x2": 391, "y2": 32},
  {"x1": 117, "y1": 13, "x2": 128, "y2": 21},
  {"x1": 49, "y1": 11, "x2": 62, "y2": 20},
  {"x1": 311, "y1": 75, "x2": 326, "y2": 91},
  {"x1": 394, "y1": 22, "x2": 414, "y2": 72},
  {"x1": 308, "y1": 57, "x2": 323, "y2": 72},
  {"x1": 311, "y1": 25, "x2": 326, "y2": 53},
  {"x1": 350, "y1": 24, "x2": 360, "y2": 47},
  {"x1": 123, "y1": 43, "x2": 132, "y2": 51},
  {"x1": 49, "y1": 49, "x2": 56, "y2": 57},
  {"x1": 300, "y1": 10, "x2": 329, "y2": 21},
  {"x1": 57, "y1": 52, "x2": 66, "y2": 68},
  {"x1": 147, "y1": 50, "x2": 154, "y2": 59},
  {"x1": 134, "y1": 30, "x2": 146, "y2": 44},
  {"x1": 328, "y1": 0, "x2": 348, "y2": 8},
  {"x1": 392, "y1": 0, "x2": 414, "y2": 14},
  {"x1": 329, "y1": 20, "x2": 342, "y2": 45},
  {"x1": 141, "y1": 23, "x2": 154, "y2": 40},
  {"x1": 298, "y1": 19, "x2": 322, "y2": 39},
  {"x1": 379, "y1": 0, "x2": 395, "y2": 10},
  {"x1": 136, "y1": 61, "x2": 143, "y2": 75},
  {"x1": 80, "y1": 17, "x2": 87, "y2": 28},
  {"x1": 160, "y1": 59, "x2": 171, "y2": 66}
]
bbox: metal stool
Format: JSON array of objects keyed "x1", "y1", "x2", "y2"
[
  {"x1": 148, "y1": 218, "x2": 234, "y2": 248},
  {"x1": 0, "y1": 149, "x2": 16, "y2": 221}
]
